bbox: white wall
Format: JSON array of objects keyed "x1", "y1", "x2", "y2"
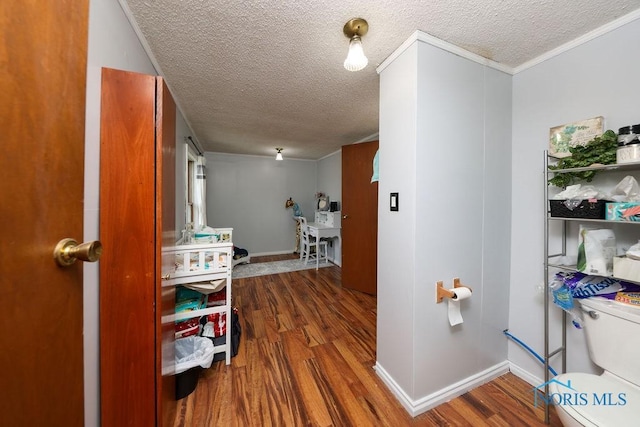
[
  {"x1": 317, "y1": 150, "x2": 342, "y2": 208},
  {"x1": 477, "y1": 67, "x2": 513, "y2": 370},
  {"x1": 205, "y1": 152, "x2": 317, "y2": 255},
  {"x1": 377, "y1": 42, "x2": 419, "y2": 397},
  {"x1": 509, "y1": 17, "x2": 640, "y2": 383},
  {"x1": 84, "y1": 1, "x2": 190, "y2": 425},
  {"x1": 203, "y1": 149, "x2": 342, "y2": 262},
  {"x1": 377, "y1": 34, "x2": 512, "y2": 414},
  {"x1": 317, "y1": 150, "x2": 342, "y2": 263}
]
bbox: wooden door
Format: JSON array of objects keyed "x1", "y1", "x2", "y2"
[
  {"x1": 156, "y1": 76, "x2": 178, "y2": 427},
  {"x1": 0, "y1": 1, "x2": 89, "y2": 425},
  {"x1": 341, "y1": 141, "x2": 379, "y2": 295},
  {"x1": 100, "y1": 68, "x2": 177, "y2": 426}
]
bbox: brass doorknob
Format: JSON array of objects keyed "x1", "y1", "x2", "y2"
[{"x1": 54, "y1": 238, "x2": 103, "y2": 267}]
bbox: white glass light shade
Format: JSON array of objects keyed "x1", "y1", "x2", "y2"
[
  {"x1": 343, "y1": 36, "x2": 368, "y2": 72},
  {"x1": 276, "y1": 151, "x2": 283, "y2": 161}
]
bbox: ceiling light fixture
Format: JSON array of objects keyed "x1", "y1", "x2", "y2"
[
  {"x1": 275, "y1": 147, "x2": 283, "y2": 161},
  {"x1": 343, "y1": 18, "x2": 369, "y2": 72}
]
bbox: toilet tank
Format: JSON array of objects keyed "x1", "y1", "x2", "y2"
[{"x1": 579, "y1": 297, "x2": 640, "y2": 386}]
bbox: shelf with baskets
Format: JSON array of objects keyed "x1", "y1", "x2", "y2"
[{"x1": 542, "y1": 152, "x2": 640, "y2": 423}]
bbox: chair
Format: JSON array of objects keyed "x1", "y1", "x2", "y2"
[{"x1": 297, "y1": 216, "x2": 327, "y2": 270}]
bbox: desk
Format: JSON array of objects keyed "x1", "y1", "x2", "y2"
[{"x1": 307, "y1": 222, "x2": 341, "y2": 266}]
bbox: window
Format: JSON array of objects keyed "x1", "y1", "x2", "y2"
[
  {"x1": 186, "y1": 148, "x2": 196, "y2": 227},
  {"x1": 184, "y1": 145, "x2": 207, "y2": 230}
]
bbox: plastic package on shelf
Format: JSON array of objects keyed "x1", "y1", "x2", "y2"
[
  {"x1": 576, "y1": 226, "x2": 615, "y2": 276},
  {"x1": 175, "y1": 317, "x2": 201, "y2": 339},
  {"x1": 549, "y1": 271, "x2": 640, "y2": 328}
]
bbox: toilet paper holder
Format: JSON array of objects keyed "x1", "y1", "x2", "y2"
[{"x1": 436, "y1": 278, "x2": 472, "y2": 303}]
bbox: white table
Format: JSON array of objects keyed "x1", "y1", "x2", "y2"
[{"x1": 306, "y1": 222, "x2": 341, "y2": 267}]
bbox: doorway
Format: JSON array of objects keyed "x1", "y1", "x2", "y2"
[{"x1": 341, "y1": 141, "x2": 379, "y2": 295}]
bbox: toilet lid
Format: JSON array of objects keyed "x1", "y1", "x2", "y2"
[{"x1": 548, "y1": 373, "x2": 639, "y2": 427}]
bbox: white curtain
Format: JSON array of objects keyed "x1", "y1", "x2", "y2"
[{"x1": 193, "y1": 155, "x2": 207, "y2": 230}]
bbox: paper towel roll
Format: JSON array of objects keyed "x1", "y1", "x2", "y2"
[{"x1": 448, "y1": 287, "x2": 472, "y2": 326}]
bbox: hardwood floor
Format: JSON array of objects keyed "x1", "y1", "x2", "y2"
[{"x1": 173, "y1": 257, "x2": 561, "y2": 426}]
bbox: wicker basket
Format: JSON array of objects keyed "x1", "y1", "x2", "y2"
[{"x1": 549, "y1": 199, "x2": 608, "y2": 219}]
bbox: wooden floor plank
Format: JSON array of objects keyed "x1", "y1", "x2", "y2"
[
  {"x1": 429, "y1": 403, "x2": 477, "y2": 426},
  {"x1": 301, "y1": 356, "x2": 352, "y2": 426},
  {"x1": 311, "y1": 341, "x2": 377, "y2": 426},
  {"x1": 448, "y1": 396, "x2": 493, "y2": 427},
  {"x1": 332, "y1": 338, "x2": 410, "y2": 426},
  {"x1": 172, "y1": 258, "x2": 561, "y2": 426},
  {"x1": 470, "y1": 381, "x2": 540, "y2": 426},
  {"x1": 290, "y1": 358, "x2": 335, "y2": 427}
]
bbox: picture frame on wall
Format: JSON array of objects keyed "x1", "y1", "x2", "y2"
[
  {"x1": 549, "y1": 116, "x2": 604, "y2": 158},
  {"x1": 317, "y1": 195, "x2": 330, "y2": 211}
]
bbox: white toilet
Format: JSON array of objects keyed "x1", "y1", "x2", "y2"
[{"x1": 548, "y1": 297, "x2": 640, "y2": 426}]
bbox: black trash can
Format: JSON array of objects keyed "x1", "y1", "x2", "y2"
[{"x1": 174, "y1": 336, "x2": 215, "y2": 399}]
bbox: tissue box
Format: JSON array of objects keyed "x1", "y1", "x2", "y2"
[
  {"x1": 605, "y1": 202, "x2": 640, "y2": 222},
  {"x1": 613, "y1": 256, "x2": 640, "y2": 282},
  {"x1": 549, "y1": 199, "x2": 608, "y2": 219},
  {"x1": 615, "y1": 292, "x2": 640, "y2": 306}
]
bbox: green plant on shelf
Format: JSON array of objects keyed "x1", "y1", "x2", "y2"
[{"x1": 548, "y1": 130, "x2": 618, "y2": 188}]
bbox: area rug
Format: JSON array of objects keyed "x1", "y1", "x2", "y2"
[{"x1": 232, "y1": 258, "x2": 331, "y2": 279}]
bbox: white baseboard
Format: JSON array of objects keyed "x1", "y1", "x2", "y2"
[
  {"x1": 375, "y1": 360, "x2": 510, "y2": 417},
  {"x1": 508, "y1": 362, "x2": 544, "y2": 388}
]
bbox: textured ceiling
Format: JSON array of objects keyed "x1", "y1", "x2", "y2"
[{"x1": 121, "y1": 0, "x2": 640, "y2": 159}]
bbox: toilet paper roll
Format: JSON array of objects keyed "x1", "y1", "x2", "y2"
[{"x1": 448, "y1": 287, "x2": 472, "y2": 326}]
